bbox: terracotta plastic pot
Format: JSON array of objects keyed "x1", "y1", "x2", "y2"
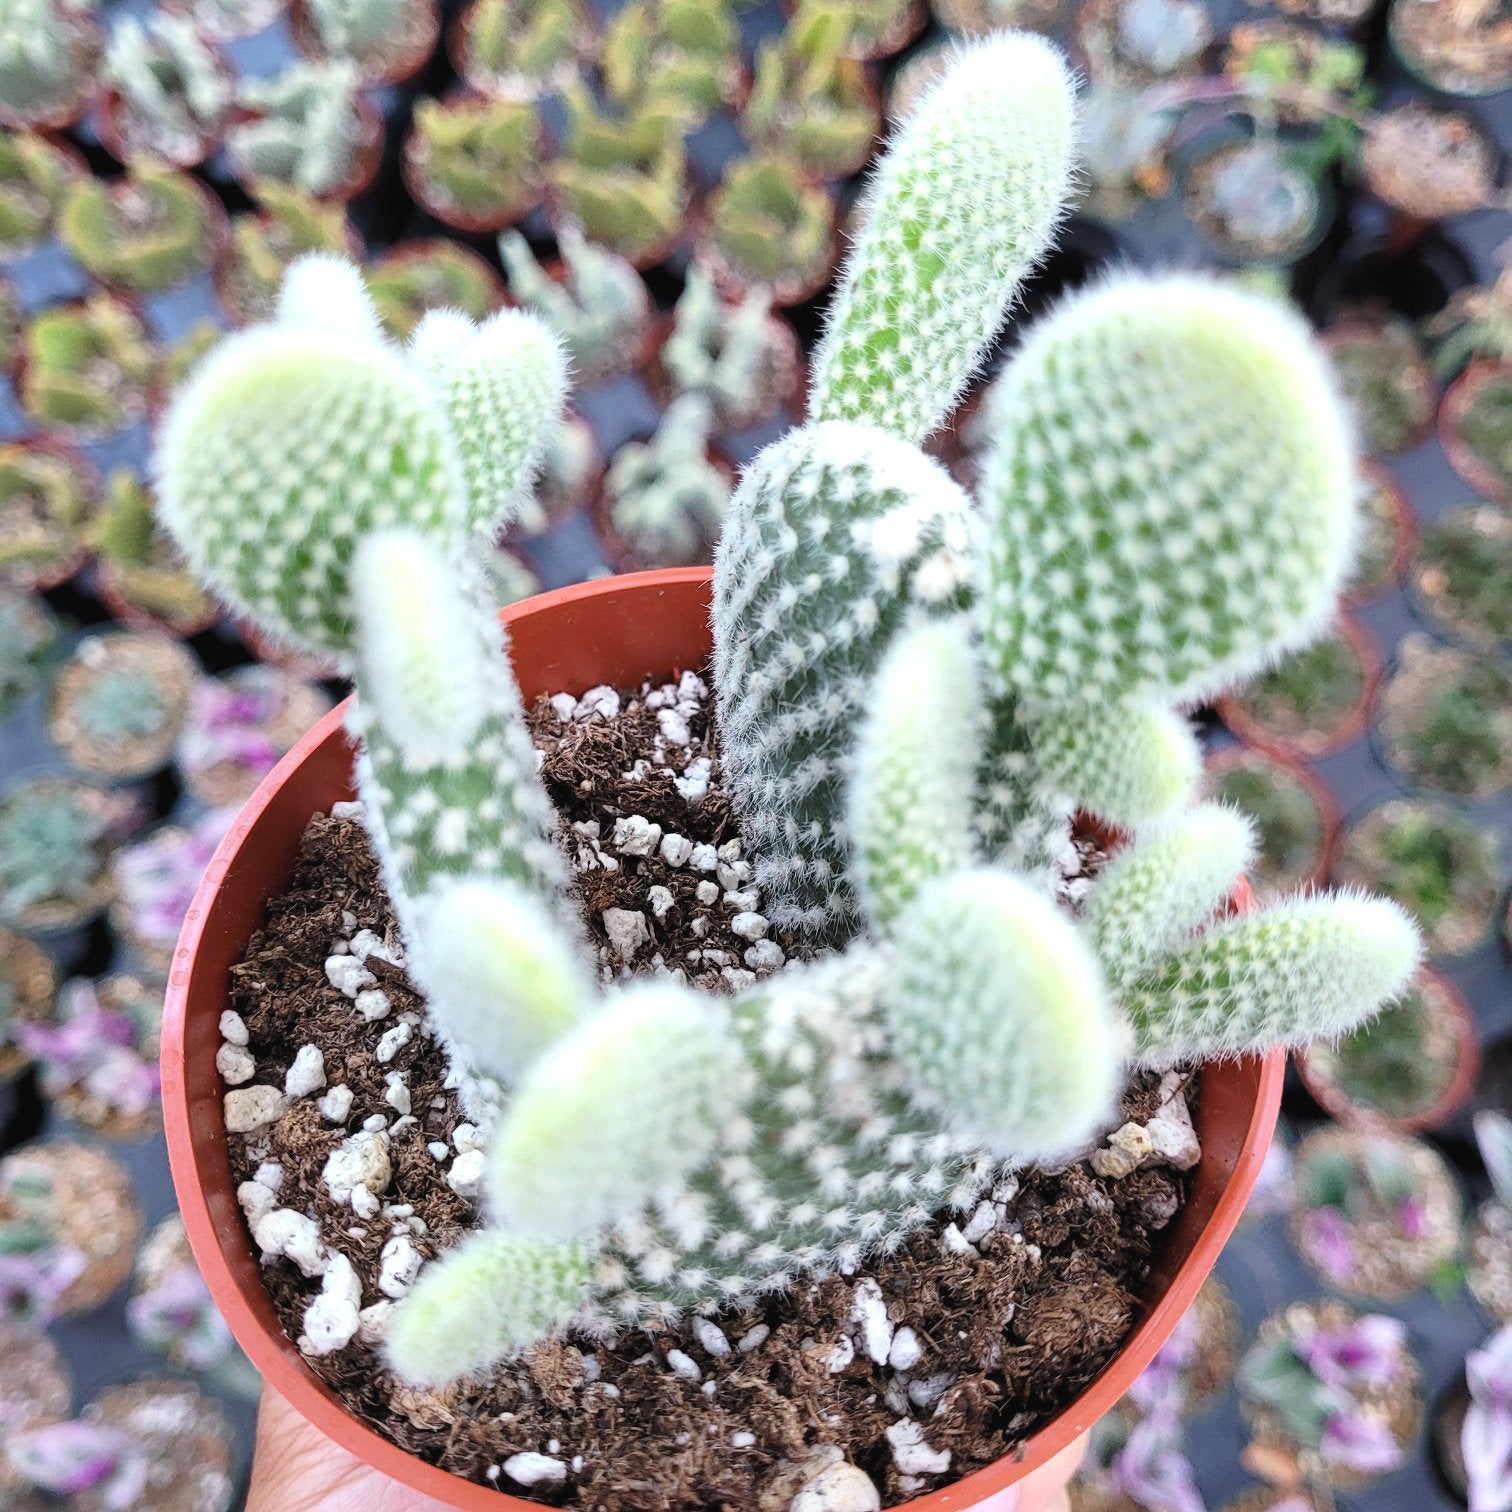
[
  {"x1": 1440, "y1": 359, "x2": 1512, "y2": 505},
  {"x1": 163, "y1": 568, "x2": 1285, "y2": 1512}
]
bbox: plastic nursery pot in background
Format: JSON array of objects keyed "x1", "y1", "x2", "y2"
[
  {"x1": 162, "y1": 569, "x2": 1285, "y2": 1512},
  {"x1": 1439, "y1": 359, "x2": 1512, "y2": 504}
]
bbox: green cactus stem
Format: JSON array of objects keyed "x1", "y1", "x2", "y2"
[
  {"x1": 743, "y1": 5, "x2": 881, "y2": 180},
  {"x1": 366, "y1": 240, "x2": 503, "y2": 341},
  {"x1": 229, "y1": 60, "x2": 370, "y2": 197},
  {"x1": 602, "y1": 0, "x2": 742, "y2": 128},
  {"x1": 19, "y1": 294, "x2": 156, "y2": 440},
  {"x1": 219, "y1": 183, "x2": 356, "y2": 327},
  {"x1": 406, "y1": 95, "x2": 542, "y2": 232},
  {"x1": 550, "y1": 86, "x2": 687, "y2": 267},
  {"x1": 455, "y1": 0, "x2": 593, "y2": 102},
  {"x1": 102, "y1": 14, "x2": 230, "y2": 167},
  {"x1": 702, "y1": 154, "x2": 835, "y2": 306},
  {"x1": 59, "y1": 164, "x2": 222, "y2": 294}
]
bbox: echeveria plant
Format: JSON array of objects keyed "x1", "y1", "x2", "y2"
[{"x1": 156, "y1": 38, "x2": 1419, "y2": 1386}]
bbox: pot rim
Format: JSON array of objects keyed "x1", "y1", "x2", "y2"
[{"x1": 162, "y1": 566, "x2": 1285, "y2": 1512}]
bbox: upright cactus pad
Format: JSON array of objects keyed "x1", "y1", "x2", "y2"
[
  {"x1": 714, "y1": 421, "x2": 976, "y2": 939},
  {"x1": 808, "y1": 33, "x2": 1075, "y2": 444},
  {"x1": 980, "y1": 277, "x2": 1358, "y2": 709}
]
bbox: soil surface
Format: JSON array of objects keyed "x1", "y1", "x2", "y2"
[{"x1": 223, "y1": 675, "x2": 1199, "y2": 1509}]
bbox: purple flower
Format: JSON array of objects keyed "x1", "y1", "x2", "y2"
[
  {"x1": 17, "y1": 980, "x2": 160, "y2": 1119},
  {"x1": 1466, "y1": 1328, "x2": 1512, "y2": 1512},
  {"x1": 1296, "y1": 1313, "x2": 1407, "y2": 1391},
  {"x1": 5, "y1": 1420, "x2": 148, "y2": 1504},
  {"x1": 180, "y1": 676, "x2": 286, "y2": 778},
  {"x1": 112, "y1": 809, "x2": 237, "y2": 950},
  {"x1": 1300, "y1": 1207, "x2": 1357, "y2": 1283},
  {"x1": 1469, "y1": 1326, "x2": 1512, "y2": 1407},
  {"x1": 1319, "y1": 1408, "x2": 1404, "y2": 1474},
  {"x1": 1110, "y1": 1413, "x2": 1207, "y2": 1512},
  {"x1": 0, "y1": 1246, "x2": 86, "y2": 1327},
  {"x1": 1397, "y1": 1196, "x2": 1428, "y2": 1240}
]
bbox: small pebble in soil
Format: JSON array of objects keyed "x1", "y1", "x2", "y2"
[
  {"x1": 318, "y1": 1084, "x2": 353, "y2": 1123},
  {"x1": 225, "y1": 1085, "x2": 286, "y2": 1132},
  {"x1": 505, "y1": 1452, "x2": 568, "y2": 1488},
  {"x1": 220, "y1": 1010, "x2": 249, "y2": 1045},
  {"x1": 285, "y1": 1044, "x2": 326, "y2": 1098}
]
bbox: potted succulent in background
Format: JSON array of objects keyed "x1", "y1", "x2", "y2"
[
  {"x1": 0, "y1": 438, "x2": 99, "y2": 592},
  {"x1": 449, "y1": 0, "x2": 598, "y2": 102},
  {"x1": 595, "y1": 395, "x2": 734, "y2": 569},
  {"x1": 1203, "y1": 746, "x2": 1336, "y2": 900},
  {"x1": 1218, "y1": 617, "x2": 1377, "y2": 759},
  {"x1": 152, "y1": 38, "x2": 1420, "y2": 1511},
  {"x1": 0, "y1": 587, "x2": 58, "y2": 720},
  {"x1": 17, "y1": 294, "x2": 157, "y2": 442},
  {"x1": 699, "y1": 152, "x2": 837, "y2": 305},
  {"x1": 0, "y1": 925, "x2": 56, "y2": 1079},
  {"x1": 162, "y1": 0, "x2": 288, "y2": 42},
  {"x1": 1343, "y1": 465, "x2": 1413, "y2": 606},
  {"x1": 1322, "y1": 318, "x2": 1436, "y2": 456},
  {"x1": 806, "y1": 0, "x2": 927, "y2": 62},
  {"x1": 600, "y1": 0, "x2": 745, "y2": 128},
  {"x1": 1358, "y1": 99, "x2": 1498, "y2": 222},
  {"x1": 743, "y1": 7, "x2": 883, "y2": 181},
  {"x1": 498, "y1": 227, "x2": 654, "y2": 385},
  {"x1": 0, "y1": 128, "x2": 84, "y2": 257},
  {"x1": 1411, "y1": 503, "x2": 1512, "y2": 651},
  {"x1": 1298, "y1": 969, "x2": 1480, "y2": 1133},
  {"x1": 1470, "y1": 1114, "x2": 1512, "y2": 1326},
  {"x1": 1441, "y1": 359, "x2": 1512, "y2": 503},
  {"x1": 1076, "y1": 0, "x2": 1213, "y2": 88},
  {"x1": 45, "y1": 630, "x2": 197, "y2": 782},
  {"x1": 654, "y1": 266, "x2": 803, "y2": 432},
  {"x1": 1334, "y1": 794, "x2": 1505, "y2": 959},
  {"x1": 1288, "y1": 1127, "x2": 1462, "y2": 1301},
  {"x1": 287, "y1": 0, "x2": 440, "y2": 88},
  {"x1": 89, "y1": 469, "x2": 221, "y2": 638},
  {"x1": 216, "y1": 183, "x2": 361, "y2": 327},
  {"x1": 228, "y1": 60, "x2": 383, "y2": 203},
  {"x1": 58, "y1": 163, "x2": 226, "y2": 296},
  {"x1": 1389, "y1": 0, "x2": 1512, "y2": 96},
  {"x1": 549, "y1": 87, "x2": 688, "y2": 268},
  {"x1": 0, "y1": 775, "x2": 135, "y2": 935},
  {"x1": 1375, "y1": 633, "x2": 1512, "y2": 798},
  {"x1": 403, "y1": 93, "x2": 545, "y2": 235},
  {"x1": 1238, "y1": 1303, "x2": 1421, "y2": 1490},
  {"x1": 365, "y1": 240, "x2": 505, "y2": 340},
  {"x1": 98, "y1": 14, "x2": 233, "y2": 169},
  {"x1": 0, "y1": 0, "x2": 101, "y2": 132},
  {"x1": 514, "y1": 409, "x2": 604, "y2": 536}
]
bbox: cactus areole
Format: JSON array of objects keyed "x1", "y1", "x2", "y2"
[{"x1": 157, "y1": 34, "x2": 1418, "y2": 1510}]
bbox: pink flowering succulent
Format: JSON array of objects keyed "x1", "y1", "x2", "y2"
[
  {"x1": 5, "y1": 1419, "x2": 150, "y2": 1506},
  {"x1": 0, "y1": 1243, "x2": 86, "y2": 1327},
  {"x1": 128, "y1": 1260, "x2": 236, "y2": 1372},
  {"x1": 111, "y1": 808, "x2": 237, "y2": 963},
  {"x1": 177, "y1": 673, "x2": 288, "y2": 783},
  {"x1": 17, "y1": 979, "x2": 159, "y2": 1122},
  {"x1": 1464, "y1": 1326, "x2": 1512, "y2": 1512}
]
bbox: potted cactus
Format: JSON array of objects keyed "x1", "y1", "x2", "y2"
[
  {"x1": 46, "y1": 629, "x2": 198, "y2": 781},
  {"x1": 1183, "y1": 131, "x2": 1333, "y2": 268},
  {"x1": 449, "y1": 0, "x2": 597, "y2": 102},
  {"x1": 17, "y1": 294, "x2": 157, "y2": 442},
  {"x1": 1203, "y1": 746, "x2": 1336, "y2": 901},
  {"x1": 0, "y1": 926, "x2": 56, "y2": 1079},
  {"x1": 601, "y1": 0, "x2": 744, "y2": 128},
  {"x1": 698, "y1": 153, "x2": 837, "y2": 306},
  {"x1": 161, "y1": 0, "x2": 287, "y2": 42},
  {"x1": 1298, "y1": 968, "x2": 1479, "y2": 1133},
  {"x1": 1375, "y1": 633, "x2": 1512, "y2": 798},
  {"x1": 1358, "y1": 100, "x2": 1497, "y2": 221},
  {"x1": 1335, "y1": 795, "x2": 1504, "y2": 959},
  {"x1": 288, "y1": 0, "x2": 440, "y2": 87},
  {"x1": 0, "y1": 437, "x2": 100, "y2": 590},
  {"x1": 743, "y1": 5, "x2": 882, "y2": 181},
  {"x1": 549, "y1": 87, "x2": 688, "y2": 269},
  {"x1": 0, "y1": 586, "x2": 58, "y2": 719},
  {"x1": 228, "y1": 60, "x2": 383, "y2": 202},
  {"x1": 153, "y1": 39, "x2": 1420, "y2": 1511},
  {"x1": 1343, "y1": 465, "x2": 1413, "y2": 606},
  {"x1": 1322, "y1": 318, "x2": 1436, "y2": 457},
  {"x1": 0, "y1": 128, "x2": 84, "y2": 256},
  {"x1": 498, "y1": 227, "x2": 653, "y2": 385},
  {"x1": 403, "y1": 94, "x2": 545, "y2": 235},
  {"x1": 1218, "y1": 618, "x2": 1377, "y2": 759},
  {"x1": 595, "y1": 395, "x2": 734, "y2": 569},
  {"x1": 654, "y1": 266, "x2": 803, "y2": 431},
  {"x1": 1075, "y1": 0, "x2": 1212, "y2": 87},
  {"x1": 1411, "y1": 503, "x2": 1512, "y2": 650},
  {"x1": 1389, "y1": 0, "x2": 1512, "y2": 96},
  {"x1": 216, "y1": 183, "x2": 360, "y2": 328},
  {"x1": 0, "y1": 0, "x2": 101, "y2": 131},
  {"x1": 0, "y1": 774, "x2": 134, "y2": 934},
  {"x1": 1441, "y1": 359, "x2": 1512, "y2": 503},
  {"x1": 1470, "y1": 1113, "x2": 1512, "y2": 1326},
  {"x1": 791, "y1": 0, "x2": 927, "y2": 62},
  {"x1": 98, "y1": 14, "x2": 233, "y2": 169},
  {"x1": 58, "y1": 163, "x2": 227, "y2": 295},
  {"x1": 366, "y1": 240, "x2": 505, "y2": 341},
  {"x1": 515, "y1": 410, "x2": 603, "y2": 536},
  {"x1": 90, "y1": 469, "x2": 221, "y2": 638},
  {"x1": 933, "y1": 0, "x2": 1072, "y2": 33}
]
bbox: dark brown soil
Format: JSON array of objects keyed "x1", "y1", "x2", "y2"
[{"x1": 225, "y1": 676, "x2": 1198, "y2": 1509}]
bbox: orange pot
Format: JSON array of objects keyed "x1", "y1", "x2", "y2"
[{"x1": 162, "y1": 567, "x2": 1285, "y2": 1511}]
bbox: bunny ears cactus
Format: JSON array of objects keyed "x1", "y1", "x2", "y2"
[{"x1": 155, "y1": 34, "x2": 1420, "y2": 1391}]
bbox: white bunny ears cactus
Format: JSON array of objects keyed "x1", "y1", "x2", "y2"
[{"x1": 155, "y1": 34, "x2": 1421, "y2": 1391}]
